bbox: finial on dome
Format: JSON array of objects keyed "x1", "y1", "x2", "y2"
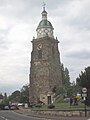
[{"x1": 43, "y1": 2, "x2": 46, "y2": 11}]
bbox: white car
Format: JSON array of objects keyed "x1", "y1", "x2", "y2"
[{"x1": 4, "y1": 106, "x2": 9, "y2": 110}]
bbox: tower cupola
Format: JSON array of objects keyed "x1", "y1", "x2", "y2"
[
  {"x1": 41, "y1": 5, "x2": 47, "y2": 20},
  {"x1": 36, "y1": 5, "x2": 54, "y2": 39}
]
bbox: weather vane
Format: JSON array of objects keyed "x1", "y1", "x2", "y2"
[{"x1": 43, "y1": 2, "x2": 46, "y2": 11}]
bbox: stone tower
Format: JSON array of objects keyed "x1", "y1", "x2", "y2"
[{"x1": 29, "y1": 6, "x2": 62, "y2": 104}]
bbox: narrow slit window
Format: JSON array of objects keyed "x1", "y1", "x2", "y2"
[
  {"x1": 38, "y1": 49, "x2": 42, "y2": 59},
  {"x1": 52, "y1": 47, "x2": 55, "y2": 58}
]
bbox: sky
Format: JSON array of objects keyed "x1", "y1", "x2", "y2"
[{"x1": 0, "y1": 0, "x2": 90, "y2": 95}]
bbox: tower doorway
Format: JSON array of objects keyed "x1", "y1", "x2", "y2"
[{"x1": 47, "y1": 96, "x2": 51, "y2": 104}]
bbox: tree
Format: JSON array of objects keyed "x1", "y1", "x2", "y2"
[
  {"x1": 20, "y1": 84, "x2": 29, "y2": 103},
  {"x1": 9, "y1": 90, "x2": 21, "y2": 103},
  {"x1": 76, "y1": 66, "x2": 90, "y2": 106},
  {"x1": 0, "y1": 93, "x2": 3, "y2": 104},
  {"x1": 3, "y1": 93, "x2": 9, "y2": 105},
  {"x1": 61, "y1": 64, "x2": 71, "y2": 97},
  {"x1": 55, "y1": 64, "x2": 72, "y2": 98},
  {"x1": 8, "y1": 84, "x2": 29, "y2": 104}
]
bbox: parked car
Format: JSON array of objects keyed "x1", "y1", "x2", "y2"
[
  {"x1": 4, "y1": 106, "x2": 9, "y2": 110},
  {"x1": 10, "y1": 105, "x2": 19, "y2": 110}
]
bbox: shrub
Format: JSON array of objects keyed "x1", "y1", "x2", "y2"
[
  {"x1": 35, "y1": 104, "x2": 42, "y2": 108},
  {"x1": 47, "y1": 104, "x2": 55, "y2": 109}
]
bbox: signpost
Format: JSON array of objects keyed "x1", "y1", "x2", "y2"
[
  {"x1": 82, "y1": 88, "x2": 87, "y2": 93},
  {"x1": 82, "y1": 88, "x2": 87, "y2": 117}
]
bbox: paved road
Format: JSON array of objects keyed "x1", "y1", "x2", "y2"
[
  {"x1": 0, "y1": 110, "x2": 49, "y2": 120},
  {"x1": 0, "y1": 110, "x2": 89, "y2": 120}
]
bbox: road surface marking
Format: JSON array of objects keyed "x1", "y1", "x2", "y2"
[{"x1": 0, "y1": 116, "x2": 9, "y2": 120}]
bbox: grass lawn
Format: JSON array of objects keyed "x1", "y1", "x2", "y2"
[
  {"x1": 53, "y1": 102, "x2": 85, "y2": 110},
  {"x1": 31, "y1": 102, "x2": 90, "y2": 110}
]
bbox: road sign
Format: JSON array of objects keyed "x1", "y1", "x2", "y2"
[
  {"x1": 82, "y1": 93, "x2": 87, "y2": 97},
  {"x1": 82, "y1": 88, "x2": 87, "y2": 93}
]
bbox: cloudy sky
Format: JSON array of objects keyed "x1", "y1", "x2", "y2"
[{"x1": 0, "y1": 0, "x2": 90, "y2": 95}]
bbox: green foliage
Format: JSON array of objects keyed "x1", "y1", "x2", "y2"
[
  {"x1": 54, "y1": 63, "x2": 80, "y2": 99},
  {"x1": 52, "y1": 63, "x2": 78, "y2": 102},
  {"x1": 60, "y1": 64, "x2": 71, "y2": 97},
  {"x1": 9, "y1": 90, "x2": 21, "y2": 103},
  {"x1": 20, "y1": 85, "x2": 29, "y2": 103},
  {"x1": 76, "y1": 66, "x2": 90, "y2": 88},
  {"x1": 0, "y1": 94, "x2": 3, "y2": 99},
  {"x1": 47, "y1": 104, "x2": 55, "y2": 109},
  {"x1": 76, "y1": 66, "x2": 90, "y2": 106},
  {"x1": 3, "y1": 93, "x2": 9, "y2": 105},
  {"x1": 56, "y1": 87, "x2": 64, "y2": 95},
  {"x1": 8, "y1": 84, "x2": 29, "y2": 104}
]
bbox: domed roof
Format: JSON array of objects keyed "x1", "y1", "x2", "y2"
[
  {"x1": 36, "y1": 5, "x2": 54, "y2": 38},
  {"x1": 38, "y1": 20, "x2": 53, "y2": 29}
]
